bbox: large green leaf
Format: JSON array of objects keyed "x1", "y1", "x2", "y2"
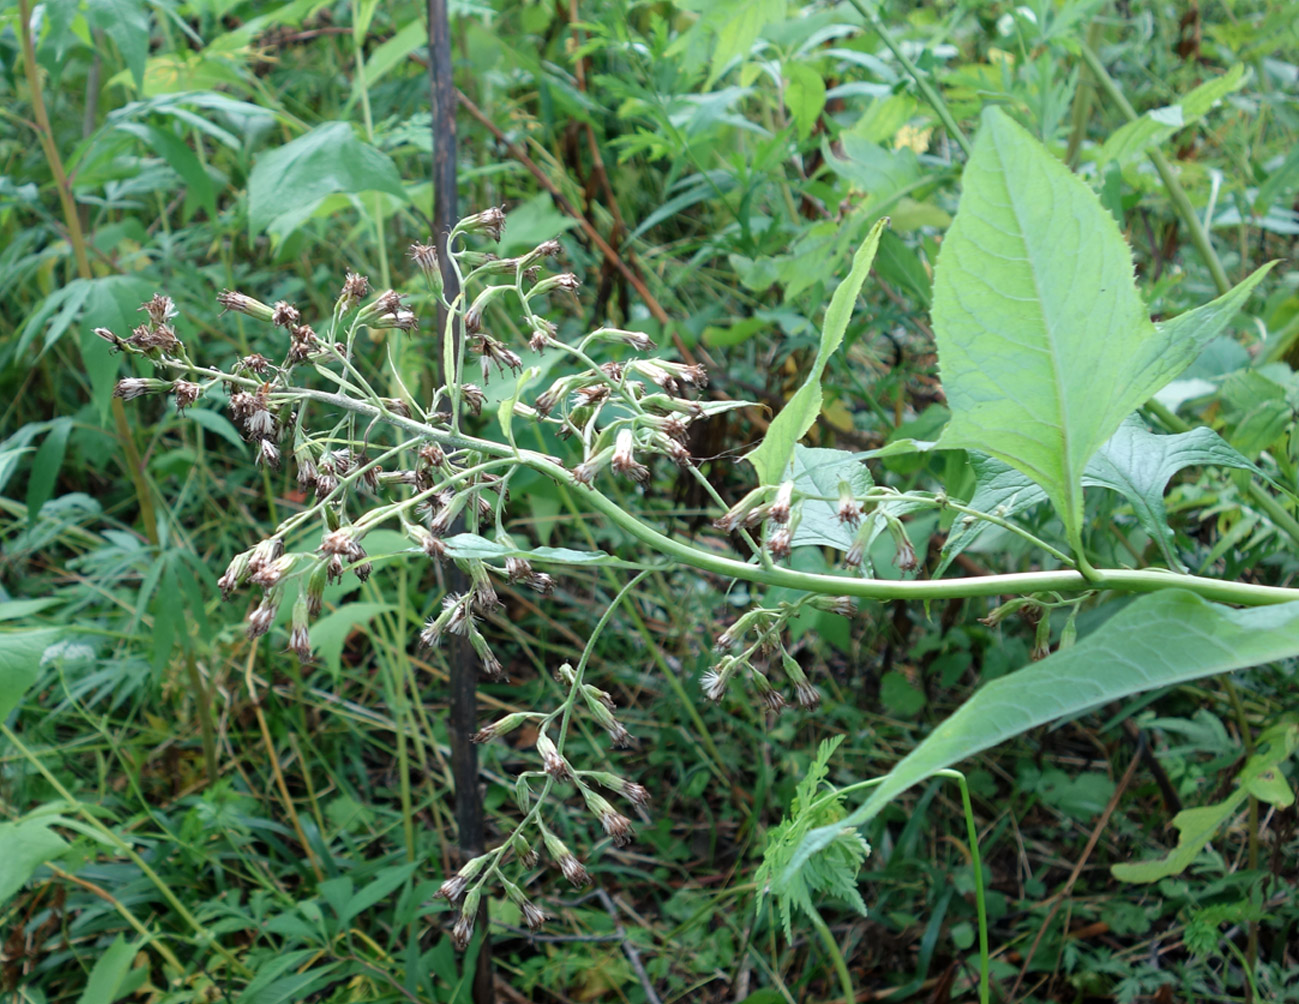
[
  {"x1": 75, "y1": 934, "x2": 147, "y2": 1004},
  {"x1": 746, "y1": 217, "x2": 888, "y2": 484},
  {"x1": 932, "y1": 107, "x2": 1271, "y2": 554},
  {"x1": 247, "y1": 122, "x2": 409, "y2": 238},
  {"x1": 787, "y1": 445, "x2": 872, "y2": 550},
  {"x1": 789, "y1": 590, "x2": 1299, "y2": 875},
  {"x1": 0, "y1": 817, "x2": 69, "y2": 907}
]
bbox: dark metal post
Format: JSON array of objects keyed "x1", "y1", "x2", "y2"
[{"x1": 428, "y1": 2, "x2": 492, "y2": 1000}]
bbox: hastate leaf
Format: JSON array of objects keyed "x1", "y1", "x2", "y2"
[
  {"x1": 933, "y1": 107, "x2": 1272, "y2": 554},
  {"x1": 1082, "y1": 416, "x2": 1258, "y2": 570}
]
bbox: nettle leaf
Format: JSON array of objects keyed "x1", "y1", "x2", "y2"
[
  {"x1": 1112, "y1": 721, "x2": 1297, "y2": 884},
  {"x1": 937, "y1": 417, "x2": 1260, "y2": 575},
  {"x1": 747, "y1": 217, "x2": 888, "y2": 485},
  {"x1": 1083, "y1": 416, "x2": 1258, "y2": 570},
  {"x1": 756, "y1": 735, "x2": 870, "y2": 939},
  {"x1": 932, "y1": 107, "x2": 1272, "y2": 555},
  {"x1": 248, "y1": 122, "x2": 409, "y2": 238},
  {"x1": 789, "y1": 591, "x2": 1299, "y2": 877}
]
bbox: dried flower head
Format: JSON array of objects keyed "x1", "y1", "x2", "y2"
[
  {"x1": 271, "y1": 301, "x2": 301, "y2": 328},
  {"x1": 611, "y1": 429, "x2": 651, "y2": 484},
  {"x1": 140, "y1": 293, "x2": 177, "y2": 326},
  {"x1": 171, "y1": 380, "x2": 202, "y2": 412},
  {"x1": 339, "y1": 271, "x2": 370, "y2": 309},
  {"x1": 408, "y1": 241, "x2": 439, "y2": 281}
]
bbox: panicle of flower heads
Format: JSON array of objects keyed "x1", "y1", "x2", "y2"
[
  {"x1": 113, "y1": 377, "x2": 169, "y2": 401},
  {"x1": 610, "y1": 428, "x2": 650, "y2": 484},
  {"x1": 781, "y1": 653, "x2": 821, "y2": 710},
  {"x1": 140, "y1": 293, "x2": 177, "y2": 326},
  {"x1": 884, "y1": 513, "x2": 918, "y2": 571},
  {"x1": 535, "y1": 731, "x2": 571, "y2": 782},
  {"x1": 337, "y1": 271, "x2": 370, "y2": 311},
  {"x1": 580, "y1": 789, "x2": 634, "y2": 847},
  {"x1": 271, "y1": 301, "x2": 301, "y2": 328},
  {"x1": 458, "y1": 205, "x2": 507, "y2": 242},
  {"x1": 837, "y1": 479, "x2": 863, "y2": 527},
  {"x1": 540, "y1": 825, "x2": 589, "y2": 887},
  {"x1": 700, "y1": 654, "x2": 742, "y2": 702},
  {"x1": 217, "y1": 289, "x2": 276, "y2": 322},
  {"x1": 436, "y1": 853, "x2": 490, "y2": 903},
  {"x1": 769, "y1": 481, "x2": 795, "y2": 525},
  {"x1": 470, "y1": 711, "x2": 534, "y2": 744},
  {"x1": 245, "y1": 589, "x2": 282, "y2": 639},
  {"x1": 288, "y1": 591, "x2": 312, "y2": 664}
]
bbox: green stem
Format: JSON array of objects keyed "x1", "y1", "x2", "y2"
[
  {"x1": 936, "y1": 769, "x2": 990, "y2": 1004},
  {"x1": 807, "y1": 905, "x2": 856, "y2": 1003},
  {"x1": 285, "y1": 387, "x2": 1299, "y2": 608}
]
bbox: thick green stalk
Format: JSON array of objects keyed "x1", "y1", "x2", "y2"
[{"x1": 288, "y1": 387, "x2": 1299, "y2": 608}]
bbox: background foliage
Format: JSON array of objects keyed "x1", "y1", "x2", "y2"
[{"x1": 2, "y1": 0, "x2": 1298, "y2": 1001}]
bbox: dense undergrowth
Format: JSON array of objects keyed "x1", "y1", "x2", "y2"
[{"x1": 2, "y1": 1, "x2": 1299, "y2": 1002}]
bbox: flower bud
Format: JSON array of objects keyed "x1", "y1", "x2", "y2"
[{"x1": 217, "y1": 289, "x2": 276, "y2": 322}]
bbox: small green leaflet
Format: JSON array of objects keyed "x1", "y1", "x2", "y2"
[{"x1": 755, "y1": 735, "x2": 870, "y2": 939}]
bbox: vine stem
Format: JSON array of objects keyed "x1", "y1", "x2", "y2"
[{"x1": 283, "y1": 386, "x2": 1299, "y2": 608}]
